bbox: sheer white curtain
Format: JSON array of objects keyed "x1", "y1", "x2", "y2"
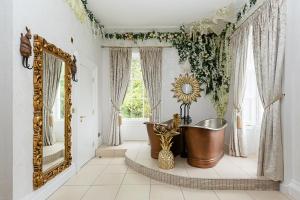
[
  {"x1": 251, "y1": 0, "x2": 286, "y2": 181},
  {"x1": 229, "y1": 24, "x2": 250, "y2": 157},
  {"x1": 108, "y1": 48, "x2": 132, "y2": 146},
  {"x1": 139, "y1": 47, "x2": 162, "y2": 122},
  {"x1": 43, "y1": 52, "x2": 62, "y2": 146}
]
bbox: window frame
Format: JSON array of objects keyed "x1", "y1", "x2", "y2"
[
  {"x1": 242, "y1": 29, "x2": 263, "y2": 127},
  {"x1": 121, "y1": 51, "x2": 150, "y2": 120}
]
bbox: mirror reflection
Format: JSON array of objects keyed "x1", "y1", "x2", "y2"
[
  {"x1": 182, "y1": 83, "x2": 193, "y2": 95},
  {"x1": 42, "y1": 52, "x2": 65, "y2": 172}
]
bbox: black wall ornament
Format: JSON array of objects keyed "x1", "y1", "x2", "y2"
[
  {"x1": 71, "y1": 55, "x2": 78, "y2": 82},
  {"x1": 20, "y1": 26, "x2": 32, "y2": 69}
]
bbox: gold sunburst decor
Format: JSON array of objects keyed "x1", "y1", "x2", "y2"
[{"x1": 171, "y1": 73, "x2": 201, "y2": 104}]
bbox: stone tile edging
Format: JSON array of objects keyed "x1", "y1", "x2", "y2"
[{"x1": 125, "y1": 155, "x2": 280, "y2": 191}]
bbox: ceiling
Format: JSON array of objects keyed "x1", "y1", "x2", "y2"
[{"x1": 87, "y1": 0, "x2": 247, "y2": 32}]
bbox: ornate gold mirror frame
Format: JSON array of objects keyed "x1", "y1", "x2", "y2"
[
  {"x1": 171, "y1": 73, "x2": 201, "y2": 104},
  {"x1": 33, "y1": 35, "x2": 72, "y2": 189}
]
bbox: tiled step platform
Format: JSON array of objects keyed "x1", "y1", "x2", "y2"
[{"x1": 97, "y1": 141, "x2": 280, "y2": 191}]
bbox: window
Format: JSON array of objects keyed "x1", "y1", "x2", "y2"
[
  {"x1": 242, "y1": 31, "x2": 263, "y2": 127},
  {"x1": 121, "y1": 52, "x2": 150, "y2": 119},
  {"x1": 53, "y1": 64, "x2": 65, "y2": 120},
  {"x1": 242, "y1": 30, "x2": 263, "y2": 155}
]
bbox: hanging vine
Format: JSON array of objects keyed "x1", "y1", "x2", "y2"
[
  {"x1": 103, "y1": 0, "x2": 256, "y2": 117},
  {"x1": 104, "y1": 25, "x2": 234, "y2": 117},
  {"x1": 66, "y1": 0, "x2": 257, "y2": 117},
  {"x1": 81, "y1": 0, "x2": 105, "y2": 36}
]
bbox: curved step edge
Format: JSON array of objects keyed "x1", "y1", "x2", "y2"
[{"x1": 125, "y1": 155, "x2": 279, "y2": 191}]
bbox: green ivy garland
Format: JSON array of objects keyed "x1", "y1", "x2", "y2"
[
  {"x1": 104, "y1": 26, "x2": 233, "y2": 117},
  {"x1": 81, "y1": 0, "x2": 105, "y2": 35},
  {"x1": 66, "y1": 0, "x2": 257, "y2": 116},
  {"x1": 172, "y1": 24, "x2": 235, "y2": 117},
  {"x1": 79, "y1": 0, "x2": 256, "y2": 37},
  {"x1": 237, "y1": 0, "x2": 257, "y2": 21},
  {"x1": 101, "y1": 0, "x2": 256, "y2": 117}
]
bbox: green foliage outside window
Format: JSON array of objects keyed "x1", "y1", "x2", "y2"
[{"x1": 121, "y1": 57, "x2": 150, "y2": 119}]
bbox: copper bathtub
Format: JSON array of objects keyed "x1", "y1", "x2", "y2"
[
  {"x1": 181, "y1": 119, "x2": 227, "y2": 168},
  {"x1": 144, "y1": 121, "x2": 181, "y2": 159}
]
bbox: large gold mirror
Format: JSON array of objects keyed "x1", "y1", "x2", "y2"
[{"x1": 33, "y1": 35, "x2": 72, "y2": 189}]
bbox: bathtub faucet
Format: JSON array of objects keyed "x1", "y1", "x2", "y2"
[{"x1": 180, "y1": 103, "x2": 192, "y2": 125}]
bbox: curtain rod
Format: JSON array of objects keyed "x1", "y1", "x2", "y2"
[
  {"x1": 234, "y1": 0, "x2": 266, "y2": 30},
  {"x1": 101, "y1": 45, "x2": 173, "y2": 48}
]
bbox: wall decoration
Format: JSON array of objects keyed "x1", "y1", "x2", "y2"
[
  {"x1": 173, "y1": 24, "x2": 234, "y2": 117},
  {"x1": 65, "y1": 0, "x2": 104, "y2": 36},
  {"x1": 81, "y1": 0, "x2": 104, "y2": 36},
  {"x1": 236, "y1": 0, "x2": 257, "y2": 22},
  {"x1": 172, "y1": 73, "x2": 201, "y2": 104},
  {"x1": 104, "y1": 25, "x2": 233, "y2": 117},
  {"x1": 105, "y1": 29, "x2": 183, "y2": 43},
  {"x1": 33, "y1": 35, "x2": 73, "y2": 189},
  {"x1": 190, "y1": 24, "x2": 234, "y2": 117},
  {"x1": 81, "y1": 0, "x2": 257, "y2": 117},
  {"x1": 65, "y1": 0, "x2": 87, "y2": 22},
  {"x1": 71, "y1": 55, "x2": 78, "y2": 82},
  {"x1": 20, "y1": 26, "x2": 32, "y2": 69},
  {"x1": 171, "y1": 73, "x2": 201, "y2": 124},
  {"x1": 66, "y1": 0, "x2": 256, "y2": 39},
  {"x1": 189, "y1": 4, "x2": 236, "y2": 40}
]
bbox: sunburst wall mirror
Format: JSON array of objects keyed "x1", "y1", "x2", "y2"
[{"x1": 171, "y1": 73, "x2": 201, "y2": 124}]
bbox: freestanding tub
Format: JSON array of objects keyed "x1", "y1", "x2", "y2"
[
  {"x1": 181, "y1": 118, "x2": 227, "y2": 168},
  {"x1": 144, "y1": 121, "x2": 181, "y2": 159}
]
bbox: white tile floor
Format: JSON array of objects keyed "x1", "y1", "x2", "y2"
[{"x1": 48, "y1": 157, "x2": 293, "y2": 200}]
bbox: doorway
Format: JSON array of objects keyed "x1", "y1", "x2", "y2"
[{"x1": 77, "y1": 63, "x2": 98, "y2": 168}]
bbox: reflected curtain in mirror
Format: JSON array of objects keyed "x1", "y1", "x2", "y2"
[{"x1": 43, "y1": 52, "x2": 63, "y2": 146}]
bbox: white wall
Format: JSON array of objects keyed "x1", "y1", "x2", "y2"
[
  {"x1": 281, "y1": 0, "x2": 300, "y2": 198},
  {"x1": 11, "y1": 0, "x2": 102, "y2": 199},
  {"x1": 101, "y1": 47, "x2": 217, "y2": 142},
  {"x1": 161, "y1": 49, "x2": 217, "y2": 122},
  {"x1": 0, "y1": 0, "x2": 13, "y2": 199}
]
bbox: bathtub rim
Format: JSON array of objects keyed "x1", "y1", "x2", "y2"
[{"x1": 180, "y1": 118, "x2": 228, "y2": 131}]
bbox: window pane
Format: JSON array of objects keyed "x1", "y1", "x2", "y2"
[
  {"x1": 121, "y1": 53, "x2": 150, "y2": 119},
  {"x1": 242, "y1": 30, "x2": 263, "y2": 126}
]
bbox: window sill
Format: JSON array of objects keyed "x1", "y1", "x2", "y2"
[{"x1": 122, "y1": 118, "x2": 149, "y2": 126}]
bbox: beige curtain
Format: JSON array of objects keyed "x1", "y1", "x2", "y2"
[
  {"x1": 108, "y1": 48, "x2": 132, "y2": 146},
  {"x1": 229, "y1": 24, "x2": 250, "y2": 157},
  {"x1": 139, "y1": 47, "x2": 162, "y2": 123},
  {"x1": 252, "y1": 0, "x2": 286, "y2": 181},
  {"x1": 43, "y1": 52, "x2": 63, "y2": 146}
]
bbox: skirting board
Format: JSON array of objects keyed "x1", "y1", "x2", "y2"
[
  {"x1": 21, "y1": 164, "x2": 76, "y2": 200},
  {"x1": 281, "y1": 179, "x2": 300, "y2": 200}
]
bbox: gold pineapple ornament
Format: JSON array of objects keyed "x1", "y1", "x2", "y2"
[{"x1": 154, "y1": 114, "x2": 181, "y2": 169}]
